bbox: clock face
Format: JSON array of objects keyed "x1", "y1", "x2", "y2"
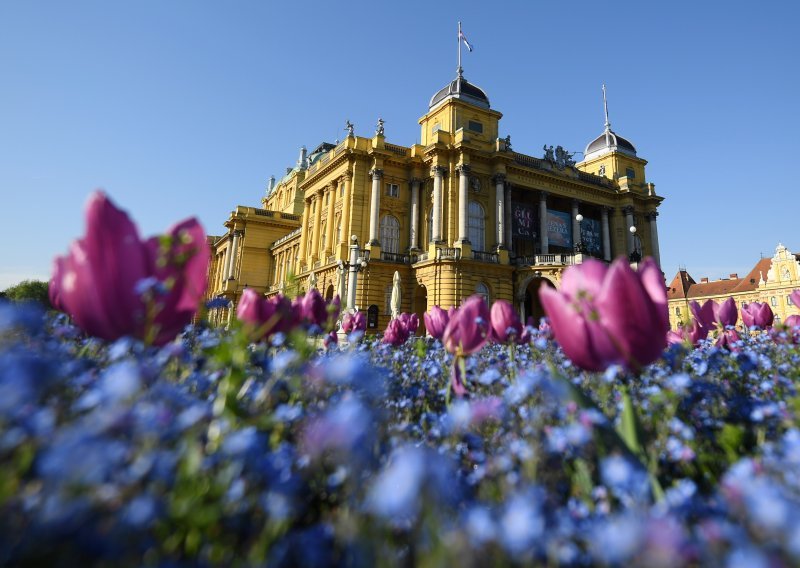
[{"x1": 470, "y1": 176, "x2": 481, "y2": 192}]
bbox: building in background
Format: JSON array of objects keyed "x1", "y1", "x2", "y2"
[
  {"x1": 667, "y1": 243, "x2": 800, "y2": 329},
  {"x1": 205, "y1": 66, "x2": 664, "y2": 331}
]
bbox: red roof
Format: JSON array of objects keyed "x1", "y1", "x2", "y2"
[{"x1": 667, "y1": 258, "x2": 772, "y2": 301}]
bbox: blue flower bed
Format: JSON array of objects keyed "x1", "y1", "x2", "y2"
[{"x1": 2, "y1": 300, "x2": 800, "y2": 566}]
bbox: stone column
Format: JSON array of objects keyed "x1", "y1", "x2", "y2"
[
  {"x1": 505, "y1": 186, "x2": 513, "y2": 250},
  {"x1": 571, "y1": 200, "x2": 580, "y2": 249},
  {"x1": 299, "y1": 197, "x2": 311, "y2": 267},
  {"x1": 623, "y1": 206, "x2": 635, "y2": 255},
  {"x1": 409, "y1": 177, "x2": 421, "y2": 250},
  {"x1": 311, "y1": 190, "x2": 323, "y2": 260},
  {"x1": 456, "y1": 163, "x2": 470, "y2": 244},
  {"x1": 431, "y1": 166, "x2": 445, "y2": 243},
  {"x1": 368, "y1": 168, "x2": 383, "y2": 245},
  {"x1": 339, "y1": 171, "x2": 353, "y2": 253},
  {"x1": 493, "y1": 174, "x2": 506, "y2": 248},
  {"x1": 647, "y1": 211, "x2": 661, "y2": 268},
  {"x1": 226, "y1": 230, "x2": 241, "y2": 279},
  {"x1": 324, "y1": 184, "x2": 335, "y2": 258},
  {"x1": 601, "y1": 207, "x2": 612, "y2": 261},
  {"x1": 539, "y1": 192, "x2": 549, "y2": 255}
]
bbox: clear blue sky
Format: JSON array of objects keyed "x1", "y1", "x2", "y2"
[{"x1": 1, "y1": 1, "x2": 798, "y2": 290}]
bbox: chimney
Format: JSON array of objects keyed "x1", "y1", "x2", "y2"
[
  {"x1": 700, "y1": 277, "x2": 709, "y2": 283},
  {"x1": 267, "y1": 175, "x2": 276, "y2": 193},
  {"x1": 729, "y1": 273, "x2": 738, "y2": 279},
  {"x1": 297, "y1": 146, "x2": 308, "y2": 169}
]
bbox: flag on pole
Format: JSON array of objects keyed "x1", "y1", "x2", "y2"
[{"x1": 459, "y1": 30, "x2": 473, "y2": 52}]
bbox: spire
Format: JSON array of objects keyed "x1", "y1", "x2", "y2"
[
  {"x1": 602, "y1": 84, "x2": 612, "y2": 147},
  {"x1": 457, "y1": 21, "x2": 463, "y2": 78}
]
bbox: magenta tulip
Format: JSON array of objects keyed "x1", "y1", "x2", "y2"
[
  {"x1": 690, "y1": 300, "x2": 716, "y2": 333},
  {"x1": 342, "y1": 311, "x2": 366, "y2": 333},
  {"x1": 489, "y1": 299, "x2": 523, "y2": 343},
  {"x1": 785, "y1": 314, "x2": 800, "y2": 329},
  {"x1": 741, "y1": 302, "x2": 774, "y2": 329},
  {"x1": 424, "y1": 306, "x2": 450, "y2": 340},
  {"x1": 539, "y1": 257, "x2": 669, "y2": 372},
  {"x1": 713, "y1": 297, "x2": 738, "y2": 327},
  {"x1": 49, "y1": 191, "x2": 209, "y2": 345},
  {"x1": 442, "y1": 296, "x2": 491, "y2": 357},
  {"x1": 382, "y1": 318, "x2": 410, "y2": 346},
  {"x1": 300, "y1": 288, "x2": 328, "y2": 328},
  {"x1": 237, "y1": 289, "x2": 301, "y2": 341}
]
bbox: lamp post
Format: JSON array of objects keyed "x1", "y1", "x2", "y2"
[
  {"x1": 629, "y1": 225, "x2": 642, "y2": 265},
  {"x1": 339, "y1": 235, "x2": 369, "y2": 311},
  {"x1": 574, "y1": 213, "x2": 587, "y2": 254}
]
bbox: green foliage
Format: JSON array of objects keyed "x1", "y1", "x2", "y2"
[{"x1": 2, "y1": 279, "x2": 50, "y2": 307}]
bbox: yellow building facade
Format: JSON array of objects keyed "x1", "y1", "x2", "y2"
[
  {"x1": 667, "y1": 244, "x2": 800, "y2": 329},
  {"x1": 205, "y1": 69, "x2": 664, "y2": 332}
]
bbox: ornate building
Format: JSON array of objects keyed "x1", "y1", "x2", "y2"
[
  {"x1": 205, "y1": 68, "x2": 664, "y2": 331},
  {"x1": 667, "y1": 244, "x2": 800, "y2": 329}
]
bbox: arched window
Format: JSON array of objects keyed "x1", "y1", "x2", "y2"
[
  {"x1": 468, "y1": 201, "x2": 485, "y2": 251},
  {"x1": 476, "y1": 282, "x2": 490, "y2": 304},
  {"x1": 384, "y1": 285, "x2": 393, "y2": 315},
  {"x1": 380, "y1": 215, "x2": 400, "y2": 254}
]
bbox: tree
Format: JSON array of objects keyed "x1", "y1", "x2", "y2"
[{"x1": 2, "y1": 279, "x2": 51, "y2": 307}]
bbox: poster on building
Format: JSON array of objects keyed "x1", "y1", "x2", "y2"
[
  {"x1": 546, "y1": 210, "x2": 572, "y2": 249},
  {"x1": 511, "y1": 203, "x2": 536, "y2": 241},
  {"x1": 580, "y1": 218, "x2": 602, "y2": 256}
]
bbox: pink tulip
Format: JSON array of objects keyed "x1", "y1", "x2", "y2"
[
  {"x1": 442, "y1": 296, "x2": 491, "y2": 357},
  {"x1": 666, "y1": 320, "x2": 707, "y2": 346},
  {"x1": 741, "y1": 302, "x2": 774, "y2": 329},
  {"x1": 237, "y1": 289, "x2": 300, "y2": 341},
  {"x1": 49, "y1": 191, "x2": 209, "y2": 345},
  {"x1": 382, "y1": 318, "x2": 410, "y2": 346},
  {"x1": 424, "y1": 306, "x2": 450, "y2": 340},
  {"x1": 539, "y1": 257, "x2": 669, "y2": 372},
  {"x1": 489, "y1": 299, "x2": 523, "y2": 343},
  {"x1": 785, "y1": 314, "x2": 800, "y2": 329},
  {"x1": 716, "y1": 328, "x2": 741, "y2": 350}
]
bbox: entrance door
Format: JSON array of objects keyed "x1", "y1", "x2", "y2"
[
  {"x1": 413, "y1": 283, "x2": 427, "y2": 333},
  {"x1": 524, "y1": 277, "x2": 554, "y2": 326}
]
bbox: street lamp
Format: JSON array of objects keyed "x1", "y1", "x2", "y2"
[
  {"x1": 574, "y1": 213, "x2": 587, "y2": 254},
  {"x1": 629, "y1": 225, "x2": 642, "y2": 264},
  {"x1": 339, "y1": 235, "x2": 369, "y2": 311}
]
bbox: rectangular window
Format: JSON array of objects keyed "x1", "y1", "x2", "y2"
[
  {"x1": 468, "y1": 120, "x2": 483, "y2": 133},
  {"x1": 626, "y1": 167, "x2": 636, "y2": 179},
  {"x1": 386, "y1": 183, "x2": 399, "y2": 198},
  {"x1": 789, "y1": 295, "x2": 794, "y2": 306}
]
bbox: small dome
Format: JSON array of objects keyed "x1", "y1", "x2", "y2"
[
  {"x1": 429, "y1": 72, "x2": 490, "y2": 110},
  {"x1": 584, "y1": 130, "x2": 637, "y2": 160}
]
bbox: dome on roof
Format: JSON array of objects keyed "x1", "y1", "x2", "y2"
[
  {"x1": 583, "y1": 129, "x2": 637, "y2": 159},
  {"x1": 429, "y1": 71, "x2": 490, "y2": 110}
]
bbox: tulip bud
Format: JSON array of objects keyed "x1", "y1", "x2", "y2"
[{"x1": 424, "y1": 306, "x2": 450, "y2": 340}]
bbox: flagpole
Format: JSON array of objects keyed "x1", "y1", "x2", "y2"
[{"x1": 457, "y1": 21, "x2": 462, "y2": 75}]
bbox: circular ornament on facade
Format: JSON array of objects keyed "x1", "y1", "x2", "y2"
[{"x1": 470, "y1": 176, "x2": 481, "y2": 192}]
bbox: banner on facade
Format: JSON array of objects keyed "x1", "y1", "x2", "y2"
[
  {"x1": 511, "y1": 202, "x2": 536, "y2": 241},
  {"x1": 580, "y1": 218, "x2": 602, "y2": 256},
  {"x1": 546, "y1": 210, "x2": 572, "y2": 249}
]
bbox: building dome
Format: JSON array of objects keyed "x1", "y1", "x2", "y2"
[
  {"x1": 583, "y1": 129, "x2": 637, "y2": 160},
  {"x1": 429, "y1": 71, "x2": 490, "y2": 110}
]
